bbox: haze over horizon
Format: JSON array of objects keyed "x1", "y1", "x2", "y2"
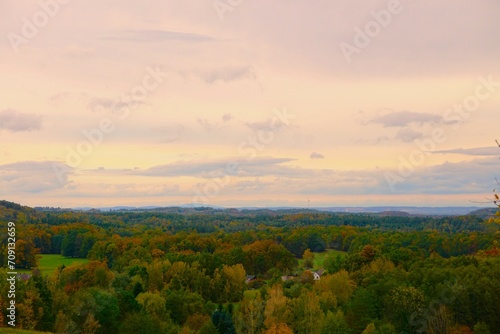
[{"x1": 1, "y1": 1, "x2": 500, "y2": 208}]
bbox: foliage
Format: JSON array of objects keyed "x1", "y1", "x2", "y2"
[{"x1": 1, "y1": 200, "x2": 499, "y2": 332}]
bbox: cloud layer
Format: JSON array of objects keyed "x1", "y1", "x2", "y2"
[{"x1": 0, "y1": 1, "x2": 499, "y2": 207}]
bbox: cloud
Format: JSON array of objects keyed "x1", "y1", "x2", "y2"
[
  {"x1": 310, "y1": 152, "x2": 325, "y2": 159},
  {"x1": 0, "y1": 109, "x2": 43, "y2": 132},
  {"x1": 197, "y1": 118, "x2": 219, "y2": 132},
  {"x1": 384, "y1": 157, "x2": 499, "y2": 194},
  {"x1": 222, "y1": 113, "x2": 233, "y2": 122},
  {"x1": 369, "y1": 111, "x2": 443, "y2": 128},
  {"x1": 136, "y1": 157, "x2": 334, "y2": 179},
  {"x1": 433, "y1": 146, "x2": 500, "y2": 156},
  {"x1": 244, "y1": 119, "x2": 288, "y2": 132},
  {"x1": 100, "y1": 30, "x2": 214, "y2": 43},
  {"x1": 395, "y1": 128, "x2": 424, "y2": 143},
  {"x1": 139, "y1": 157, "x2": 293, "y2": 177},
  {"x1": 196, "y1": 66, "x2": 256, "y2": 84},
  {"x1": 234, "y1": 178, "x2": 271, "y2": 191},
  {"x1": 87, "y1": 97, "x2": 140, "y2": 113},
  {"x1": 66, "y1": 183, "x2": 182, "y2": 198},
  {"x1": 0, "y1": 161, "x2": 72, "y2": 194}
]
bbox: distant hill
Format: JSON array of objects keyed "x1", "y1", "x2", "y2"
[
  {"x1": 3, "y1": 199, "x2": 494, "y2": 217},
  {"x1": 315, "y1": 206, "x2": 484, "y2": 216},
  {"x1": 376, "y1": 211, "x2": 411, "y2": 217},
  {"x1": 467, "y1": 207, "x2": 498, "y2": 219}
]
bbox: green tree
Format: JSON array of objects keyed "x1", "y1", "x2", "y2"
[
  {"x1": 384, "y1": 286, "x2": 425, "y2": 331},
  {"x1": 473, "y1": 322, "x2": 491, "y2": 334},
  {"x1": 290, "y1": 289, "x2": 323, "y2": 334},
  {"x1": 235, "y1": 293, "x2": 265, "y2": 334},
  {"x1": 320, "y1": 310, "x2": 350, "y2": 334},
  {"x1": 212, "y1": 308, "x2": 236, "y2": 334},
  {"x1": 136, "y1": 292, "x2": 167, "y2": 319},
  {"x1": 324, "y1": 253, "x2": 344, "y2": 274},
  {"x1": 164, "y1": 289, "x2": 205, "y2": 325}
]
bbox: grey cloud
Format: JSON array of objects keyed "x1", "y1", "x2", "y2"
[
  {"x1": 68, "y1": 183, "x2": 182, "y2": 198},
  {"x1": 0, "y1": 109, "x2": 42, "y2": 132},
  {"x1": 369, "y1": 111, "x2": 443, "y2": 128},
  {"x1": 288, "y1": 157, "x2": 499, "y2": 197},
  {"x1": 0, "y1": 161, "x2": 72, "y2": 194},
  {"x1": 197, "y1": 66, "x2": 256, "y2": 84},
  {"x1": 433, "y1": 146, "x2": 500, "y2": 156},
  {"x1": 244, "y1": 119, "x2": 287, "y2": 132},
  {"x1": 87, "y1": 97, "x2": 140, "y2": 113},
  {"x1": 222, "y1": 113, "x2": 233, "y2": 122},
  {"x1": 385, "y1": 157, "x2": 499, "y2": 194},
  {"x1": 140, "y1": 157, "x2": 295, "y2": 177},
  {"x1": 395, "y1": 128, "x2": 424, "y2": 143},
  {"x1": 310, "y1": 152, "x2": 325, "y2": 159},
  {"x1": 234, "y1": 178, "x2": 271, "y2": 191},
  {"x1": 49, "y1": 92, "x2": 71, "y2": 105},
  {"x1": 136, "y1": 157, "x2": 334, "y2": 179},
  {"x1": 197, "y1": 118, "x2": 218, "y2": 132}
]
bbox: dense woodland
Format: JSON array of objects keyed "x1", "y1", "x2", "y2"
[{"x1": 0, "y1": 200, "x2": 499, "y2": 334}]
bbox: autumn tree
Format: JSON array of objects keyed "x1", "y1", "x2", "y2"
[
  {"x1": 289, "y1": 289, "x2": 323, "y2": 334},
  {"x1": 136, "y1": 292, "x2": 167, "y2": 319},
  {"x1": 221, "y1": 264, "x2": 247, "y2": 302},
  {"x1": 264, "y1": 285, "x2": 290, "y2": 330},
  {"x1": 264, "y1": 323, "x2": 294, "y2": 334},
  {"x1": 303, "y1": 249, "x2": 314, "y2": 269},
  {"x1": 15, "y1": 239, "x2": 39, "y2": 269},
  {"x1": 235, "y1": 293, "x2": 265, "y2": 334},
  {"x1": 315, "y1": 270, "x2": 356, "y2": 307}
]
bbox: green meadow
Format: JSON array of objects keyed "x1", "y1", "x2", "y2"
[
  {"x1": 17, "y1": 254, "x2": 88, "y2": 277},
  {"x1": 298, "y1": 248, "x2": 347, "y2": 269}
]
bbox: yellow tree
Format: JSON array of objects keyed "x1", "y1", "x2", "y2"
[
  {"x1": 222, "y1": 264, "x2": 247, "y2": 302},
  {"x1": 264, "y1": 285, "x2": 290, "y2": 329},
  {"x1": 264, "y1": 323, "x2": 294, "y2": 334},
  {"x1": 361, "y1": 323, "x2": 376, "y2": 334},
  {"x1": 315, "y1": 270, "x2": 356, "y2": 307}
]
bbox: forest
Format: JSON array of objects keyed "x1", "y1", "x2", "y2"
[{"x1": 0, "y1": 200, "x2": 499, "y2": 334}]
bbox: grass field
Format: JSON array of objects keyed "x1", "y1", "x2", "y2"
[
  {"x1": 298, "y1": 249, "x2": 347, "y2": 269},
  {"x1": 16, "y1": 254, "x2": 89, "y2": 277}
]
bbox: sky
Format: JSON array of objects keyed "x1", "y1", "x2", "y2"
[{"x1": 1, "y1": 0, "x2": 500, "y2": 208}]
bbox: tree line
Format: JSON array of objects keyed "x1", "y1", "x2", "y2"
[{"x1": 0, "y1": 201, "x2": 499, "y2": 333}]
